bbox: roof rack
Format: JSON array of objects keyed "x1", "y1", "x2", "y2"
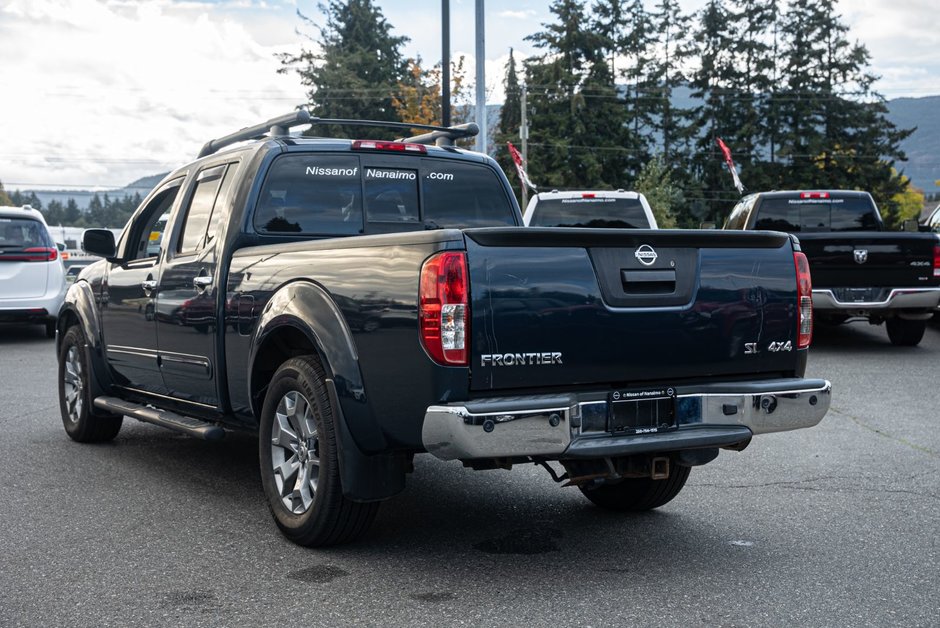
[{"x1": 197, "y1": 110, "x2": 480, "y2": 158}]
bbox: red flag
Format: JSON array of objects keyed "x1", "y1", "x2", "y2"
[
  {"x1": 716, "y1": 137, "x2": 745, "y2": 194},
  {"x1": 507, "y1": 141, "x2": 537, "y2": 191}
]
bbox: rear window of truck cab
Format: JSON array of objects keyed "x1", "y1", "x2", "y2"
[
  {"x1": 529, "y1": 197, "x2": 650, "y2": 228},
  {"x1": 254, "y1": 154, "x2": 516, "y2": 236},
  {"x1": 753, "y1": 195, "x2": 881, "y2": 232}
]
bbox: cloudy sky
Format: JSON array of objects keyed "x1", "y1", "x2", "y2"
[{"x1": 1, "y1": 0, "x2": 938, "y2": 192}]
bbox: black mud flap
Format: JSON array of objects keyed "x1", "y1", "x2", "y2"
[{"x1": 326, "y1": 379, "x2": 407, "y2": 502}]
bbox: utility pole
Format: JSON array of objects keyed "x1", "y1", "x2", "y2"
[
  {"x1": 475, "y1": 0, "x2": 486, "y2": 154},
  {"x1": 520, "y1": 82, "x2": 529, "y2": 208},
  {"x1": 442, "y1": 0, "x2": 451, "y2": 127}
]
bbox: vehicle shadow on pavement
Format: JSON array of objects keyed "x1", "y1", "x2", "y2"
[
  {"x1": 0, "y1": 323, "x2": 55, "y2": 344},
  {"x1": 82, "y1": 423, "x2": 754, "y2": 572},
  {"x1": 811, "y1": 320, "x2": 938, "y2": 352}
]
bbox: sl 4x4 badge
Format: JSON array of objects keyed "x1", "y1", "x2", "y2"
[{"x1": 745, "y1": 340, "x2": 793, "y2": 354}]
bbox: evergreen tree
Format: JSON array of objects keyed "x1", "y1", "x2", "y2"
[
  {"x1": 730, "y1": 0, "x2": 778, "y2": 176},
  {"x1": 648, "y1": 0, "x2": 695, "y2": 166},
  {"x1": 64, "y1": 199, "x2": 81, "y2": 225},
  {"x1": 0, "y1": 180, "x2": 11, "y2": 206},
  {"x1": 495, "y1": 49, "x2": 524, "y2": 200},
  {"x1": 688, "y1": 0, "x2": 737, "y2": 219},
  {"x1": 635, "y1": 155, "x2": 681, "y2": 228},
  {"x1": 596, "y1": 0, "x2": 655, "y2": 181},
  {"x1": 279, "y1": 0, "x2": 409, "y2": 138},
  {"x1": 619, "y1": 0, "x2": 658, "y2": 163},
  {"x1": 778, "y1": 0, "x2": 910, "y2": 207},
  {"x1": 524, "y1": 0, "x2": 630, "y2": 189},
  {"x1": 44, "y1": 200, "x2": 64, "y2": 225}
]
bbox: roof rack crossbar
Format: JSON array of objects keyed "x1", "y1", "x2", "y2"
[
  {"x1": 197, "y1": 110, "x2": 311, "y2": 158},
  {"x1": 197, "y1": 111, "x2": 480, "y2": 158}
]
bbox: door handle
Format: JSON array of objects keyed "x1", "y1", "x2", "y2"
[{"x1": 193, "y1": 275, "x2": 213, "y2": 291}]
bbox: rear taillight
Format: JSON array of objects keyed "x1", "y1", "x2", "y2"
[
  {"x1": 933, "y1": 245, "x2": 940, "y2": 277},
  {"x1": 419, "y1": 251, "x2": 469, "y2": 366},
  {"x1": 0, "y1": 247, "x2": 58, "y2": 262},
  {"x1": 794, "y1": 251, "x2": 813, "y2": 349}
]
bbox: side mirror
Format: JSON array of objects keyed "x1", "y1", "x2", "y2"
[
  {"x1": 55, "y1": 242, "x2": 67, "y2": 252},
  {"x1": 699, "y1": 221, "x2": 717, "y2": 230},
  {"x1": 82, "y1": 229, "x2": 117, "y2": 259}
]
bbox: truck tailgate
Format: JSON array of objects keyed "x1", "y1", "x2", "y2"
[
  {"x1": 797, "y1": 232, "x2": 938, "y2": 288},
  {"x1": 465, "y1": 228, "x2": 801, "y2": 392}
]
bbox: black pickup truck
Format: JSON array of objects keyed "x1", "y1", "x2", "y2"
[
  {"x1": 725, "y1": 190, "x2": 940, "y2": 346},
  {"x1": 57, "y1": 111, "x2": 831, "y2": 546}
]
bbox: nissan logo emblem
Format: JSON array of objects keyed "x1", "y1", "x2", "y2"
[{"x1": 635, "y1": 244, "x2": 658, "y2": 266}]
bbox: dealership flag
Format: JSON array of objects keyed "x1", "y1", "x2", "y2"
[
  {"x1": 507, "y1": 141, "x2": 537, "y2": 191},
  {"x1": 716, "y1": 137, "x2": 745, "y2": 194}
]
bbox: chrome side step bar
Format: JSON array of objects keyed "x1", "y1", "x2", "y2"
[{"x1": 93, "y1": 396, "x2": 225, "y2": 441}]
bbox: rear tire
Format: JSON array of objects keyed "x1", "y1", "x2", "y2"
[
  {"x1": 58, "y1": 325, "x2": 123, "y2": 442},
  {"x1": 258, "y1": 356, "x2": 379, "y2": 546},
  {"x1": 886, "y1": 318, "x2": 926, "y2": 346},
  {"x1": 580, "y1": 464, "x2": 691, "y2": 512},
  {"x1": 45, "y1": 320, "x2": 57, "y2": 339}
]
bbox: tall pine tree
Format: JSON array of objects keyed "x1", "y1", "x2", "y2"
[
  {"x1": 279, "y1": 0, "x2": 408, "y2": 138},
  {"x1": 495, "y1": 49, "x2": 525, "y2": 201},
  {"x1": 778, "y1": 0, "x2": 910, "y2": 222},
  {"x1": 524, "y1": 0, "x2": 630, "y2": 189}
]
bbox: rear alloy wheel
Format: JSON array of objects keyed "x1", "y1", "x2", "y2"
[
  {"x1": 58, "y1": 326, "x2": 123, "y2": 442},
  {"x1": 580, "y1": 464, "x2": 691, "y2": 512},
  {"x1": 258, "y1": 356, "x2": 378, "y2": 546},
  {"x1": 885, "y1": 318, "x2": 926, "y2": 346}
]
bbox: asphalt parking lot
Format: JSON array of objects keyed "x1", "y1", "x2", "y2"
[{"x1": 0, "y1": 320, "x2": 937, "y2": 627}]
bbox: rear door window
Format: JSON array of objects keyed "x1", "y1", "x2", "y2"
[{"x1": 177, "y1": 164, "x2": 234, "y2": 254}]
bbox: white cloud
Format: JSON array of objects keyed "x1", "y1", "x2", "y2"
[
  {"x1": 0, "y1": 0, "x2": 305, "y2": 190},
  {"x1": 497, "y1": 10, "x2": 536, "y2": 19}
]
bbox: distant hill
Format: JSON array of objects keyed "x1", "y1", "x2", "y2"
[
  {"x1": 29, "y1": 173, "x2": 167, "y2": 211},
  {"x1": 884, "y1": 95, "x2": 939, "y2": 195}
]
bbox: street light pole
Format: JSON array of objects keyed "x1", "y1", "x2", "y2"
[
  {"x1": 475, "y1": 0, "x2": 486, "y2": 154},
  {"x1": 442, "y1": 0, "x2": 451, "y2": 127}
]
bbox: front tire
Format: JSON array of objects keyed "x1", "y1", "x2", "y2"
[
  {"x1": 580, "y1": 464, "x2": 691, "y2": 512},
  {"x1": 258, "y1": 356, "x2": 379, "y2": 546},
  {"x1": 58, "y1": 325, "x2": 123, "y2": 442},
  {"x1": 886, "y1": 318, "x2": 926, "y2": 346}
]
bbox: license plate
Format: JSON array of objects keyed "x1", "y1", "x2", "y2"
[{"x1": 608, "y1": 387, "x2": 677, "y2": 434}]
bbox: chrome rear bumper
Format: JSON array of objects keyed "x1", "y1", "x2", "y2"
[
  {"x1": 812, "y1": 287, "x2": 940, "y2": 312},
  {"x1": 422, "y1": 379, "x2": 831, "y2": 461}
]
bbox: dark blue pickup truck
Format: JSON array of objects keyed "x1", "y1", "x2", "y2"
[{"x1": 57, "y1": 111, "x2": 831, "y2": 546}]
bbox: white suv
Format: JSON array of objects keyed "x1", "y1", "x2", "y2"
[
  {"x1": 523, "y1": 189, "x2": 657, "y2": 229},
  {"x1": 0, "y1": 205, "x2": 67, "y2": 338}
]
